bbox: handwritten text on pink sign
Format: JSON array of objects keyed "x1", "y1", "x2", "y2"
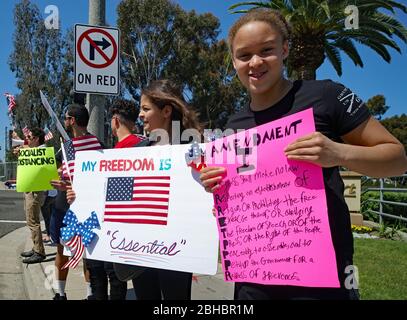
[{"x1": 208, "y1": 109, "x2": 339, "y2": 287}]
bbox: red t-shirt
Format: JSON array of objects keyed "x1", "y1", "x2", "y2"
[{"x1": 114, "y1": 134, "x2": 143, "y2": 149}]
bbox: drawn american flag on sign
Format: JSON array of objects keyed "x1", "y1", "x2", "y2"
[
  {"x1": 62, "y1": 135, "x2": 102, "y2": 179},
  {"x1": 104, "y1": 176, "x2": 171, "y2": 225}
]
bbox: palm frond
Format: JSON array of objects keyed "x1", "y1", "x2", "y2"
[
  {"x1": 340, "y1": 29, "x2": 401, "y2": 53},
  {"x1": 332, "y1": 38, "x2": 364, "y2": 67},
  {"x1": 324, "y1": 43, "x2": 342, "y2": 76},
  {"x1": 226, "y1": 0, "x2": 407, "y2": 79},
  {"x1": 318, "y1": 0, "x2": 331, "y2": 20},
  {"x1": 372, "y1": 12, "x2": 407, "y2": 42},
  {"x1": 357, "y1": 0, "x2": 407, "y2": 14},
  {"x1": 354, "y1": 38, "x2": 392, "y2": 62},
  {"x1": 229, "y1": 1, "x2": 273, "y2": 13}
]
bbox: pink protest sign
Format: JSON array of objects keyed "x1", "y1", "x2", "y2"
[{"x1": 207, "y1": 108, "x2": 339, "y2": 287}]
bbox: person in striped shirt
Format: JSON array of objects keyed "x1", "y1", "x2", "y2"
[
  {"x1": 50, "y1": 103, "x2": 103, "y2": 300},
  {"x1": 65, "y1": 99, "x2": 145, "y2": 300}
]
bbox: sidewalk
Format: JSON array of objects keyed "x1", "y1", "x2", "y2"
[{"x1": 2, "y1": 225, "x2": 234, "y2": 300}]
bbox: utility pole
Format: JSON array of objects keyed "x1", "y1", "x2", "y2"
[
  {"x1": 86, "y1": 0, "x2": 106, "y2": 142},
  {"x1": 4, "y1": 126, "x2": 7, "y2": 159}
]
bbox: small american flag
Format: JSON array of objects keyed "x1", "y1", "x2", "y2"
[
  {"x1": 4, "y1": 93, "x2": 16, "y2": 113},
  {"x1": 44, "y1": 127, "x2": 54, "y2": 142},
  {"x1": 22, "y1": 126, "x2": 32, "y2": 138},
  {"x1": 62, "y1": 135, "x2": 102, "y2": 179},
  {"x1": 104, "y1": 176, "x2": 171, "y2": 225}
]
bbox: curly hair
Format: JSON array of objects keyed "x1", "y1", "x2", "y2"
[
  {"x1": 110, "y1": 99, "x2": 138, "y2": 123},
  {"x1": 228, "y1": 8, "x2": 292, "y2": 53}
]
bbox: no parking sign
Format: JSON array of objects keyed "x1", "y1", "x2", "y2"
[{"x1": 74, "y1": 24, "x2": 120, "y2": 95}]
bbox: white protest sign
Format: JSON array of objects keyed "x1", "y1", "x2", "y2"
[
  {"x1": 40, "y1": 90, "x2": 70, "y2": 141},
  {"x1": 69, "y1": 144, "x2": 219, "y2": 275},
  {"x1": 74, "y1": 24, "x2": 119, "y2": 95}
]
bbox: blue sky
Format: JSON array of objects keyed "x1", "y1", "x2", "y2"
[{"x1": 1, "y1": 0, "x2": 406, "y2": 161}]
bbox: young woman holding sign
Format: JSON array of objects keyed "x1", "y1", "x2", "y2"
[
  {"x1": 126, "y1": 80, "x2": 202, "y2": 300},
  {"x1": 200, "y1": 8, "x2": 407, "y2": 300},
  {"x1": 68, "y1": 80, "x2": 202, "y2": 300}
]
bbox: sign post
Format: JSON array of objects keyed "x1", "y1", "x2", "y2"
[{"x1": 74, "y1": 24, "x2": 119, "y2": 95}]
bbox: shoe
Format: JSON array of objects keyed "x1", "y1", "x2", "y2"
[
  {"x1": 20, "y1": 250, "x2": 35, "y2": 258},
  {"x1": 53, "y1": 293, "x2": 67, "y2": 300},
  {"x1": 22, "y1": 252, "x2": 45, "y2": 264}
]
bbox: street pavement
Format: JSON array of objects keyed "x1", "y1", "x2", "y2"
[
  {"x1": 0, "y1": 185, "x2": 234, "y2": 300},
  {"x1": 0, "y1": 189, "x2": 26, "y2": 238}
]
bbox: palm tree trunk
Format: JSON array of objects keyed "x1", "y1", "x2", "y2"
[
  {"x1": 297, "y1": 68, "x2": 316, "y2": 80},
  {"x1": 288, "y1": 34, "x2": 325, "y2": 80}
]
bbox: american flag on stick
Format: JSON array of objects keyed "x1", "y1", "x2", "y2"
[
  {"x1": 44, "y1": 127, "x2": 54, "y2": 142},
  {"x1": 61, "y1": 135, "x2": 102, "y2": 180},
  {"x1": 4, "y1": 93, "x2": 16, "y2": 113},
  {"x1": 104, "y1": 176, "x2": 171, "y2": 225},
  {"x1": 22, "y1": 126, "x2": 32, "y2": 138}
]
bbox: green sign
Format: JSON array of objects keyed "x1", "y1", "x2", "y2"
[{"x1": 16, "y1": 147, "x2": 59, "y2": 192}]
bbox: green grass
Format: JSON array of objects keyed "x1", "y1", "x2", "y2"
[{"x1": 354, "y1": 238, "x2": 407, "y2": 300}]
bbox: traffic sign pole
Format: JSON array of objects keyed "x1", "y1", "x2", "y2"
[{"x1": 87, "y1": 0, "x2": 106, "y2": 143}]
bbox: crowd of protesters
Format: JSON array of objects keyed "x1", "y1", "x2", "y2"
[{"x1": 11, "y1": 8, "x2": 407, "y2": 301}]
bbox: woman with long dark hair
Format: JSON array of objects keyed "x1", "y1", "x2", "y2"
[{"x1": 128, "y1": 79, "x2": 201, "y2": 300}]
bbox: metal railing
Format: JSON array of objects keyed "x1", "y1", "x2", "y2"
[
  {"x1": 0, "y1": 162, "x2": 17, "y2": 181},
  {"x1": 361, "y1": 175, "x2": 407, "y2": 225}
]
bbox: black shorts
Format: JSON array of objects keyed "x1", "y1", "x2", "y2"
[{"x1": 50, "y1": 207, "x2": 67, "y2": 244}]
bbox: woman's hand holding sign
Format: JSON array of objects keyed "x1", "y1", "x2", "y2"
[
  {"x1": 284, "y1": 132, "x2": 343, "y2": 168},
  {"x1": 199, "y1": 166, "x2": 227, "y2": 193}
]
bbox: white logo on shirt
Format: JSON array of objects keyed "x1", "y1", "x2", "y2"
[{"x1": 337, "y1": 88, "x2": 363, "y2": 114}]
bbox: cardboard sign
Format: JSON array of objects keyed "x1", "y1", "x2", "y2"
[
  {"x1": 68, "y1": 144, "x2": 219, "y2": 275},
  {"x1": 207, "y1": 109, "x2": 340, "y2": 287},
  {"x1": 40, "y1": 90, "x2": 69, "y2": 141},
  {"x1": 16, "y1": 147, "x2": 59, "y2": 192}
]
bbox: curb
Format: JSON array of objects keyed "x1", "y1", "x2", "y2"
[
  {"x1": 0, "y1": 226, "x2": 29, "y2": 299},
  {"x1": 21, "y1": 258, "x2": 55, "y2": 300},
  {"x1": 21, "y1": 232, "x2": 55, "y2": 300}
]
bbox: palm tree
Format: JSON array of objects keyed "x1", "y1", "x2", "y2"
[{"x1": 229, "y1": 0, "x2": 407, "y2": 80}]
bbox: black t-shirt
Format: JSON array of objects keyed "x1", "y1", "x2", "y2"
[{"x1": 226, "y1": 80, "x2": 370, "y2": 294}]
